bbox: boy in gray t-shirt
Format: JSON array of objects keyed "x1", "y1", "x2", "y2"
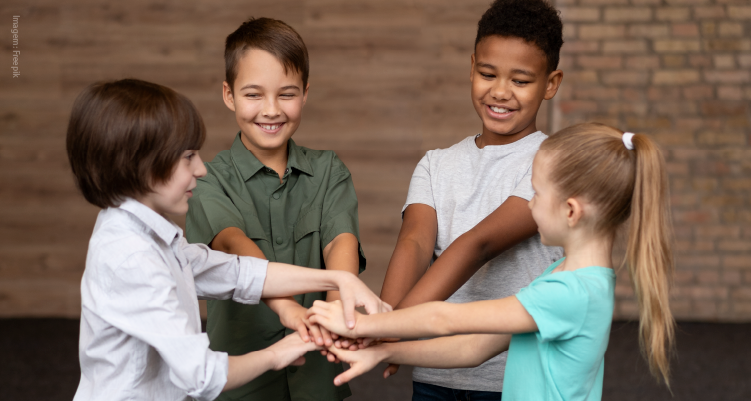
[{"x1": 379, "y1": 0, "x2": 565, "y2": 398}]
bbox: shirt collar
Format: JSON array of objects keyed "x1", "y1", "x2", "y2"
[
  {"x1": 118, "y1": 198, "x2": 181, "y2": 245},
  {"x1": 229, "y1": 133, "x2": 314, "y2": 180}
]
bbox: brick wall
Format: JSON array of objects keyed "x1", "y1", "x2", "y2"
[{"x1": 554, "y1": 0, "x2": 751, "y2": 321}]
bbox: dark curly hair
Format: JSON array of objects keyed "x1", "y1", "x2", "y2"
[{"x1": 475, "y1": 0, "x2": 563, "y2": 72}]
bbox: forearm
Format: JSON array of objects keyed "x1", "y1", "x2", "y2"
[
  {"x1": 382, "y1": 334, "x2": 511, "y2": 368},
  {"x1": 380, "y1": 238, "x2": 432, "y2": 307},
  {"x1": 397, "y1": 196, "x2": 538, "y2": 309},
  {"x1": 223, "y1": 350, "x2": 274, "y2": 391},
  {"x1": 396, "y1": 231, "x2": 485, "y2": 309},
  {"x1": 323, "y1": 233, "x2": 360, "y2": 302},
  {"x1": 354, "y1": 301, "x2": 460, "y2": 339},
  {"x1": 379, "y1": 203, "x2": 437, "y2": 307},
  {"x1": 210, "y1": 227, "x2": 266, "y2": 259},
  {"x1": 264, "y1": 297, "x2": 302, "y2": 316},
  {"x1": 263, "y1": 263, "x2": 347, "y2": 298}
]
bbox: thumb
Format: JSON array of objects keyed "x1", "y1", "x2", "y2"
[
  {"x1": 333, "y1": 364, "x2": 361, "y2": 386},
  {"x1": 340, "y1": 295, "x2": 356, "y2": 329}
]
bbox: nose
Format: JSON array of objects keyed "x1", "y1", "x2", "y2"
[
  {"x1": 262, "y1": 97, "x2": 281, "y2": 118},
  {"x1": 194, "y1": 153, "x2": 207, "y2": 178},
  {"x1": 490, "y1": 79, "x2": 512, "y2": 101}
]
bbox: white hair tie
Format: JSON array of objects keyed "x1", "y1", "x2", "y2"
[{"x1": 622, "y1": 132, "x2": 635, "y2": 150}]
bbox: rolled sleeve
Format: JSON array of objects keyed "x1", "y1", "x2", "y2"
[
  {"x1": 181, "y1": 238, "x2": 268, "y2": 304},
  {"x1": 187, "y1": 349, "x2": 228, "y2": 401}
]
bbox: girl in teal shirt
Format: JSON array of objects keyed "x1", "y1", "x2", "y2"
[{"x1": 308, "y1": 123, "x2": 675, "y2": 400}]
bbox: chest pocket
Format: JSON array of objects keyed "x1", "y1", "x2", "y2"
[
  {"x1": 293, "y1": 206, "x2": 322, "y2": 242},
  {"x1": 293, "y1": 206, "x2": 322, "y2": 269}
]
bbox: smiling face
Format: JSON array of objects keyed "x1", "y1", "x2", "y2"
[
  {"x1": 223, "y1": 48, "x2": 308, "y2": 156},
  {"x1": 139, "y1": 150, "x2": 207, "y2": 217},
  {"x1": 529, "y1": 151, "x2": 568, "y2": 247},
  {"x1": 471, "y1": 35, "x2": 562, "y2": 145}
]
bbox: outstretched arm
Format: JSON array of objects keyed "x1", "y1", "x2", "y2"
[
  {"x1": 308, "y1": 296, "x2": 536, "y2": 340},
  {"x1": 211, "y1": 227, "x2": 319, "y2": 343},
  {"x1": 397, "y1": 196, "x2": 537, "y2": 309},
  {"x1": 379, "y1": 204, "x2": 438, "y2": 308},
  {"x1": 327, "y1": 334, "x2": 511, "y2": 385},
  {"x1": 223, "y1": 333, "x2": 321, "y2": 391}
]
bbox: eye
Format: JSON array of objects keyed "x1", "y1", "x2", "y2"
[
  {"x1": 513, "y1": 80, "x2": 530, "y2": 85},
  {"x1": 245, "y1": 93, "x2": 261, "y2": 99},
  {"x1": 480, "y1": 72, "x2": 495, "y2": 79},
  {"x1": 185, "y1": 152, "x2": 195, "y2": 160},
  {"x1": 280, "y1": 93, "x2": 295, "y2": 99}
]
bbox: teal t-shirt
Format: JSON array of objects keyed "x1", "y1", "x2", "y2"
[{"x1": 503, "y1": 258, "x2": 616, "y2": 401}]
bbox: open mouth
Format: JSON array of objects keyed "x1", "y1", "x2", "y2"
[
  {"x1": 256, "y1": 122, "x2": 285, "y2": 133},
  {"x1": 487, "y1": 105, "x2": 516, "y2": 117}
]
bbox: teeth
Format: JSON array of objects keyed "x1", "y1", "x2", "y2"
[
  {"x1": 260, "y1": 124, "x2": 281, "y2": 130},
  {"x1": 490, "y1": 106, "x2": 510, "y2": 113}
]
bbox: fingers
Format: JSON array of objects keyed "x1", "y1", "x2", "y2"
[
  {"x1": 340, "y1": 295, "x2": 356, "y2": 329},
  {"x1": 319, "y1": 325, "x2": 334, "y2": 347},
  {"x1": 295, "y1": 320, "x2": 310, "y2": 343},
  {"x1": 383, "y1": 363, "x2": 400, "y2": 378},
  {"x1": 307, "y1": 321, "x2": 324, "y2": 346}
]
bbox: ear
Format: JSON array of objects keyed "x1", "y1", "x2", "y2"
[
  {"x1": 470, "y1": 53, "x2": 476, "y2": 83},
  {"x1": 302, "y1": 82, "x2": 310, "y2": 107},
  {"x1": 222, "y1": 81, "x2": 236, "y2": 112},
  {"x1": 565, "y1": 197, "x2": 585, "y2": 228},
  {"x1": 544, "y1": 70, "x2": 563, "y2": 100}
]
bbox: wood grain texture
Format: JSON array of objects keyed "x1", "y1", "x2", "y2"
[{"x1": 0, "y1": 0, "x2": 549, "y2": 318}]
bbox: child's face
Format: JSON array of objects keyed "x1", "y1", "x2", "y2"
[
  {"x1": 223, "y1": 49, "x2": 309, "y2": 156},
  {"x1": 529, "y1": 151, "x2": 568, "y2": 247},
  {"x1": 139, "y1": 150, "x2": 207, "y2": 217},
  {"x1": 470, "y1": 36, "x2": 562, "y2": 144}
]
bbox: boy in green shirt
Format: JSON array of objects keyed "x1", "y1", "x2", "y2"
[{"x1": 186, "y1": 18, "x2": 366, "y2": 401}]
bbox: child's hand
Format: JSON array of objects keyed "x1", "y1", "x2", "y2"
[
  {"x1": 267, "y1": 332, "x2": 322, "y2": 371},
  {"x1": 336, "y1": 274, "x2": 392, "y2": 329},
  {"x1": 307, "y1": 300, "x2": 358, "y2": 339},
  {"x1": 277, "y1": 303, "x2": 336, "y2": 347},
  {"x1": 326, "y1": 344, "x2": 389, "y2": 386}
]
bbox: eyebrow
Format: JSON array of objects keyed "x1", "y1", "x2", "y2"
[
  {"x1": 238, "y1": 84, "x2": 301, "y2": 91},
  {"x1": 475, "y1": 63, "x2": 537, "y2": 78}
]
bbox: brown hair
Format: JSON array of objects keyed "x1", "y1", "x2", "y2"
[
  {"x1": 540, "y1": 122, "x2": 675, "y2": 388},
  {"x1": 66, "y1": 79, "x2": 206, "y2": 208},
  {"x1": 225, "y1": 17, "x2": 309, "y2": 92}
]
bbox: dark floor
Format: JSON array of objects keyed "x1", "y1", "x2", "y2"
[{"x1": 1, "y1": 320, "x2": 749, "y2": 401}]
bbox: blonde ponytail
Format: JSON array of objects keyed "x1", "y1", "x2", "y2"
[
  {"x1": 540, "y1": 123, "x2": 675, "y2": 388},
  {"x1": 626, "y1": 134, "x2": 674, "y2": 388}
]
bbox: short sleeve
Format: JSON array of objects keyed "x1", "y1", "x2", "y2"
[
  {"x1": 509, "y1": 163, "x2": 535, "y2": 201},
  {"x1": 187, "y1": 171, "x2": 245, "y2": 246},
  {"x1": 402, "y1": 152, "x2": 435, "y2": 213},
  {"x1": 515, "y1": 273, "x2": 589, "y2": 342},
  {"x1": 319, "y1": 154, "x2": 366, "y2": 272}
]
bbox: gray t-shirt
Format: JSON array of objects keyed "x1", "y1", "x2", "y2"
[{"x1": 404, "y1": 132, "x2": 563, "y2": 392}]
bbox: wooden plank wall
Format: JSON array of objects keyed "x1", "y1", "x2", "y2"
[{"x1": 0, "y1": 0, "x2": 552, "y2": 317}]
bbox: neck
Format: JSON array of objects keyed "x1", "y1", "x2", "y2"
[
  {"x1": 558, "y1": 230, "x2": 614, "y2": 272},
  {"x1": 241, "y1": 137, "x2": 289, "y2": 179},
  {"x1": 477, "y1": 123, "x2": 538, "y2": 148}
]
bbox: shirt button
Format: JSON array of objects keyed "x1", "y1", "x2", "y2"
[
  {"x1": 273, "y1": 193, "x2": 280, "y2": 200},
  {"x1": 276, "y1": 237, "x2": 283, "y2": 244}
]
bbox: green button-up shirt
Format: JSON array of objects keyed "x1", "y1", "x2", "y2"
[{"x1": 186, "y1": 135, "x2": 366, "y2": 401}]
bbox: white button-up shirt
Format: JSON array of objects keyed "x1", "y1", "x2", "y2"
[{"x1": 74, "y1": 199, "x2": 268, "y2": 401}]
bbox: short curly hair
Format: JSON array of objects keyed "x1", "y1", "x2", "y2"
[{"x1": 475, "y1": 0, "x2": 563, "y2": 72}]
